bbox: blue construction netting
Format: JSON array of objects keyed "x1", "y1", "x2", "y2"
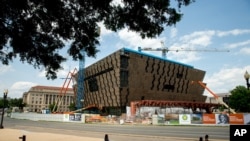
[{"x1": 76, "y1": 49, "x2": 85, "y2": 110}]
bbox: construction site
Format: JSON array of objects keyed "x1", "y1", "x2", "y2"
[
  {"x1": 69, "y1": 45, "x2": 230, "y2": 112},
  {"x1": 22, "y1": 45, "x2": 235, "y2": 124}
]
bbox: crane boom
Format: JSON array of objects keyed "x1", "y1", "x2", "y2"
[
  {"x1": 138, "y1": 41, "x2": 229, "y2": 59},
  {"x1": 192, "y1": 81, "x2": 236, "y2": 114}
]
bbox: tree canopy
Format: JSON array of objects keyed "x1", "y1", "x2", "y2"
[
  {"x1": 229, "y1": 86, "x2": 250, "y2": 112},
  {"x1": 0, "y1": 0, "x2": 195, "y2": 79}
]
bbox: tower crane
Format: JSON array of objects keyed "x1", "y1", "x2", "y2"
[
  {"x1": 76, "y1": 49, "x2": 85, "y2": 110},
  {"x1": 52, "y1": 50, "x2": 85, "y2": 113},
  {"x1": 75, "y1": 27, "x2": 101, "y2": 110},
  {"x1": 138, "y1": 41, "x2": 230, "y2": 59}
]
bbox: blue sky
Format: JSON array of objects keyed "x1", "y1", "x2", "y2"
[{"x1": 1, "y1": 0, "x2": 250, "y2": 98}]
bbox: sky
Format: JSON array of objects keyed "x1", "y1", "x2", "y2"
[{"x1": 1, "y1": 0, "x2": 250, "y2": 98}]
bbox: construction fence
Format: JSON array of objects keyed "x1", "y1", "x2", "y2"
[{"x1": 10, "y1": 112, "x2": 250, "y2": 125}]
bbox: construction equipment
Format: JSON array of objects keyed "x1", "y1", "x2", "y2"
[
  {"x1": 138, "y1": 41, "x2": 230, "y2": 59},
  {"x1": 191, "y1": 81, "x2": 236, "y2": 114},
  {"x1": 76, "y1": 49, "x2": 85, "y2": 110},
  {"x1": 52, "y1": 50, "x2": 85, "y2": 113},
  {"x1": 75, "y1": 27, "x2": 101, "y2": 110},
  {"x1": 52, "y1": 68, "x2": 77, "y2": 113}
]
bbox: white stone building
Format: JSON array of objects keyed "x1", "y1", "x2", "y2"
[{"x1": 22, "y1": 86, "x2": 75, "y2": 113}]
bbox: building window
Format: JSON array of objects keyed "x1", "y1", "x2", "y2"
[
  {"x1": 120, "y1": 70, "x2": 128, "y2": 87},
  {"x1": 120, "y1": 56, "x2": 129, "y2": 69},
  {"x1": 176, "y1": 73, "x2": 183, "y2": 78},
  {"x1": 45, "y1": 95, "x2": 48, "y2": 104},
  {"x1": 88, "y1": 77, "x2": 99, "y2": 92},
  {"x1": 164, "y1": 84, "x2": 175, "y2": 90}
]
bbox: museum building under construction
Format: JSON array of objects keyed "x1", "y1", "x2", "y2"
[{"x1": 80, "y1": 48, "x2": 219, "y2": 115}]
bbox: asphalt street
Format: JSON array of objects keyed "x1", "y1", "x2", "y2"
[{"x1": 2, "y1": 117, "x2": 229, "y2": 141}]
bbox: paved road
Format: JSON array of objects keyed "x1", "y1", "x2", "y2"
[{"x1": 3, "y1": 117, "x2": 229, "y2": 141}]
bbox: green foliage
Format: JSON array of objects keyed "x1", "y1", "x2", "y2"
[
  {"x1": 0, "y1": 99, "x2": 4, "y2": 108},
  {"x1": 8, "y1": 98, "x2": 26, "y2": 109},
  {"x1": 0, "y1": 98, "x2": 26, "y2": 109},
  {"x1": 0, "y1": 98, "x2": 9, "y2": 108},
  {"x1": 229, "y1": 86, "x2": 250, "y2": 112},
  {"x1": 68, "y1": 102, "x2": 76, "y2": 111},
  {"x1": 49, "y1": 103, "x2": 57, "y2": 112},
  {"x1": 218, "y1": 106, "x2": 225, "y2": 112},
  {"x1": 0, "y1": 0, "x2": 194, "y2": 79}
]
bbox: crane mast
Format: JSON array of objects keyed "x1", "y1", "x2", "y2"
[
  {"x1": 75, "y1": 27, "x2": 100, "y2": 110},
  {"x1": 76, "y1": 49, "x2": 85, "y2": 110}
]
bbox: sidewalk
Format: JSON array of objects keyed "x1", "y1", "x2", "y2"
[
  {"x1": 0, "y1": 128, "x2": 227, "y2": 141},
  {"x1": 0, "y1": 129, "x2": 103, "y2": 141}
]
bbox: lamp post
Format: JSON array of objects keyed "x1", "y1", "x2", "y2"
[
  {"x1": 0, "y1": 89, "x2": 8, "y2": 129},
  {"x1": 223, "y1": 95, "x2": 230, "y2": 114},
  {"x1": 226, "y1": 95, "x2": 230, "y2": 114},
  {"x1": 244, "y1": 71, "x2": 250, "y2": 90}
]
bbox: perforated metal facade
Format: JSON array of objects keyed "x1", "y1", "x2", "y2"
[{"x1": 82, "y1": 48, "x2": 207, "y2": 113}]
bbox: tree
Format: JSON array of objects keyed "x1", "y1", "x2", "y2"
[
  {"x1": 68, "y1": 102, "x2": 76, "y2": 111},
  {"x1": 0, "y1": 99, "x2": 5, "y2": 108},
  {"x1": 0, "y1": 0, "x2": 195, "y2": 79},
  {"x1": 8, "y1": 98, "x2": 26, "y2": 109},
  {"x1": 0, "y1": 98, "x2": 9, "y2": 108},
  {"x1": 229, "y1": 86, "x2": 250, "y2": 112},
  {"x1": 49, "y1": 103, "x2": 57, "y2": 112}
]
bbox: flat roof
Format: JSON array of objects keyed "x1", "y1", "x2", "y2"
[{"x1": 122, "y1": 48, "x2": 194, "y2": 68}]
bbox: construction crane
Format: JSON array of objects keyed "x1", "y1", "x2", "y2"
[
  {"x1": 76, "y1": 49, "x2": 85, "y2": 110},
  {"x1": 191, "y1": 81, "x2": 236, "y2": 114},
  {"x1": 138, "y1": 41, "x2": 230, "y2": 59},
  {"x1": 75, "y1": 27, "x2": 101, "y2": 110},
  {"x1": 54, "y1": 49, "x2": 85, "y2": 112},
  {"x1": 52, "y1": 68, "x2": 77, "y2": 113}
]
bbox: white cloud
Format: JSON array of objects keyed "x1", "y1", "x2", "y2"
[
  {"x1": 239, "y1": 47, "x2": 250, "y2": 55},
  {"x1": 9, "y1": 81, "x2": 37, "y2": 98},
  {"x1": 164, "y1": 30, "x2": 216, "y2": 63},
  {"x1": 204, "y1": 66, "x2": 250, "y2": 96},
  {"x1": 37, "y1": 69, "x2": 46, "y2": 77},
  {"x1": 0, "y1": 65, "x2": 14, "y2": 75},
  {"x1": 217, "y1": 29, "x2": 250, "y2": 37},
  {"x1": 227, "y1": 39, "x2": 250, "y2": 49},
  {"x1": 170, "y1": 51, "x2": 201, "y2": 63},
  {"x1": 37, "y1": 62, "x2": 75, "y2": 78},
  {"x1": 98, "y1": 22, "x2": 113, "y2": 36},
  {"x1": 170, "y1": 28, "x2": 178, "y2": 38},
  {"x1": 118, "y1": 28, "x2": 166, "y2": 51},
  {"x1": 180, "y1": 30, "x2": 215, "y2": 47}
]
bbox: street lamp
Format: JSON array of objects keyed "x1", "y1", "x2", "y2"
[
  {"x1": 0, "y1": 89, "x2": 8, "y2": 129},
  {"x1": 223, "y1": 95, "x2": 230, "y2": 114},
  {"x1": 244, "y1": 71, "x2": 250, "y2": 90},
  {"x1": 226, "y1": 95, "x2": 230, "y2": 114}
]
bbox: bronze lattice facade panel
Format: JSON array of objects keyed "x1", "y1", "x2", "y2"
[{"x1": 83, "y1": 48, "x2": 206, "y2": 109}]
